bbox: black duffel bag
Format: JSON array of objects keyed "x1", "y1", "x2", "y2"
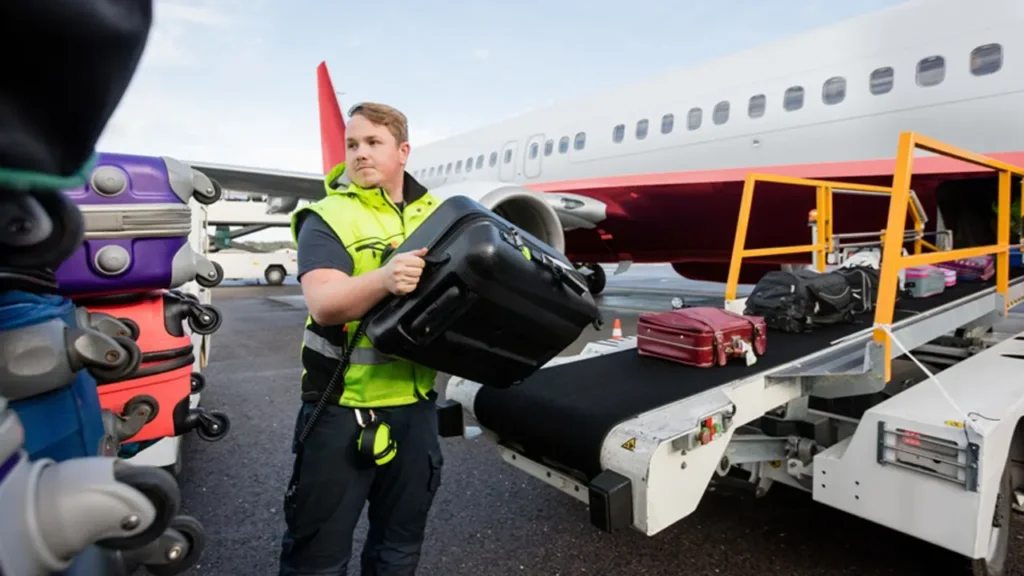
[{"x1": 743, "y1": 268, "x2": 855, "y2": 332}]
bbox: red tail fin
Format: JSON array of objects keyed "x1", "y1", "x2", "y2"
[{"x1": 316, "y1": 61, "x2": 346, "y2": 175}]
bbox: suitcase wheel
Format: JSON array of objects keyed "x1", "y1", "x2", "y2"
[
  {"x1": 97, "y1": 461, "x2": 182, "y2": 551},
  {"x1": 178, "y1": 408, "x2": 231, "y2": 442},
  {"x1": 139, "y1": 515, "x2": 207, "y2": 576},
  {"x1": 186, "y1": 304, "x2": 222, "y2": 336},
  {"x1": 190, "y1": 372, "x2": 206, "y2": 394},
  {"x1": 0, "y1": 189, "x2": 84, "y2": 269},
  {"x1": 89, "y1": 335, "x2": 143, "y2": 384}
]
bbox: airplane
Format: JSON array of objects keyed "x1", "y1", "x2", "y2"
[{"x1": 188, "y1": 0, "x2": 1024, "y2": 295}]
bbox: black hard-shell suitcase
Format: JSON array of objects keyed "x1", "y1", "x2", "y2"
[{"x1": 360, "y1": 195, "x2": 604, "y2": 388}]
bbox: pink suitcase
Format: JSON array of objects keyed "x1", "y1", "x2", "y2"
[
  {"x1": 905, "y1": 266, "x2": 945, "y2": 298},
  {"x1": 938, "y1": 255, "x2": 994, "y2": 282}
]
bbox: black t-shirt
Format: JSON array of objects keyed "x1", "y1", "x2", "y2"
[{"x1": 296, "y1": 212, "x2": 354, "y2": 279}]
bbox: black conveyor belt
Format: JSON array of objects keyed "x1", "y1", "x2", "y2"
[{"x1": 473, "y1": 271, "x2": 1024, "y2": 480}]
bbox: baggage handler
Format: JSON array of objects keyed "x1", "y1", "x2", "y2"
[{"x1": 279, "y1": 102, "x2": 444, "y2": 576}]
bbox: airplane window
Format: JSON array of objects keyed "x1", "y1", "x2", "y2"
[
  {"x1": 437, "y1": 165, "x2": 443, "y2": 175},
  {"x1": 429, "y1": 167, "x2": 434, "y2": 176},
  {"x1": 574, "y1": 132, "x2": 586, "y2": 150},
  {"x1": 687, "y1": 107, "x2": 702, "y2": 130},
  {"x1": 748, "y1": 94, "x2": 766, "y2": 118},
  {"x1": 661, "y1": 113, "x2": 674, "y2": 134},
  {"x1": 503, "y1": 149, "x2": 513, "y2": 163},
  {"x1": 559, "y1": 137, "x2": 569, "y2": 153},
  {"x1": 612, "y1": 124, "x2": 625, "y2": 143},
  {"x1": 544, "y1": 139, "x2": 553, "y2": 155},
  {"x1": 529, "y1": 142, "x2": 539, "y2": 159},
  {"x1": 476, "y1": 154, "x2": 484, "y2": 169},
  {"x1": 869, "y1": 67, "x2": 894, "y2": 95},
  {"x1": 822, "y1": 76, "x2": 846, "y2": 105},
  {"x1": 636, "y1": 119, "x2": 649, "y2": 140},
  {"x1": 446, "y1": 163, "x2": 452, "y2": 174},
  {"x1": 456, "y1": 160, "x2": 462, "y2": 173},
  {"x1": 971, "y1": 44, "x2": 1002, "y2": 76},
  {"x1": 916, "y1": 55, "x2": 945, "y2": 87},
  {"x1": 489, "y1": 152, "x2": 498, "y2": 167},
  {"x1": 784, "y1": 86, "x2": 804, "y2": 111},
  {"x1": 466, "y1": 157, "x2": 473, "y2": 172},
  {"x1": 713, "y1": 101, "x2": 729, "y2": 125}
]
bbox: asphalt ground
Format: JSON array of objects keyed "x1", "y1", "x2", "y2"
[{"x1": 167, "y1": 268, "x2": 1024, "y2": 576}]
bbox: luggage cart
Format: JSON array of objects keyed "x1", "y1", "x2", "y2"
[{"x1": 445, "y1": 132, "x2": 1024, "y2": 575}]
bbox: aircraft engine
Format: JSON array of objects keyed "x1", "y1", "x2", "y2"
[{"x1": 430, "y1": 182, "x2": 566, "y2": 254}]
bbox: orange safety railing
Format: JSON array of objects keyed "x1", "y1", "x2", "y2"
[
  {"x1": 723, "y1": 173, "x2": 930, "y2": 301},
  {"x1": 872, "y1": 132, "x2": 1024, "y2": 381}
]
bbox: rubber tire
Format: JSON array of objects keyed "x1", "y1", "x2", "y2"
[
  {"x1": 187, "y1": 304, "x2": 222, "y2": 336},
  {"x1": 586, "y1": 263, "x2": 606, "y2": 295},
  {"x1": 97, "y1": 463, "x2": 181, "y2": 550},
  {"x1": 195, "y1": 261, "x2": 223, "y2": 288},
  {"x1": 971, "y1": 458, "x2": 1012, "y2": 576},
  {"x1": 0, "y1": 189, "x2": 85, "y2": 269},
  {"x1": 264, "y1": 265, "x2": 285, "y2": 286},
  {"x1": 89, "y1": 335, "x2": 143, "y2": 384},
  {"x1": 190, "y1": 372, "x2": 206, "y2": 394},
  {"x1": 195, "y1": 410, "x2": 230, "y2": 442},
  {"x1": 194, "y1": 179, "x2": 223, "y2": 205},
  {"x1": 144, "y1": 515, "x2": 206, "y2": 576}
]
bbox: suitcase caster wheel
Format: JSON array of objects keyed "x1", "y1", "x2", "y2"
[
  {"x1": 143, "y1": 515, "x2": 207, "y2": 576},
  {"x1": 117, "y1": 317, "x2": 141, "y2": 341},
  {"x1": 190, "y1": 372, "x2": 206, "y2": 394},
  {"x1": 195, "y1": 261, "x2": 223, "y2": 288},
  {"x1": 195, "y1": 410, "x2": 230, "y2": 442},
  {"x1": 0, "y1": 189, "x2": 85, "y2": 269},
  {"x1": 90, "y1": 335, "x2": 143, "y2": 384},
  {"x1": 193, "y1": 178, "x2": 223, "y2": 205},
  {"x1": 187, "y1": 304, "x2": 221, "y2": 335},
  {"x1": 97, "y1": 462, "x2": 181, "y2": 550}
]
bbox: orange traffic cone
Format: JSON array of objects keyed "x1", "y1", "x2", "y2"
[{"x1": 612, "y1": 318, "x2": 623, "y2": 339}]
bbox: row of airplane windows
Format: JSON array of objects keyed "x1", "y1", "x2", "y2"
[{"x1": 412, "y1": 42, "x2": 1004, "y2": 181}]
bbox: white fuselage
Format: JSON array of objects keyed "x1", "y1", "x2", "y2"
[{"x1": 408, "y1": 0, "x2": 1024, "y2": 188}]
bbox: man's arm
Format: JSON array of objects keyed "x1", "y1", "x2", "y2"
[{"x1": 296, "y1": 213, "x2": 426, "y2": 326}]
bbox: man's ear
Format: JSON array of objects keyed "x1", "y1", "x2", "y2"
[{"x1": 398, "y1": 141, "x2": 411, "y2": 165}]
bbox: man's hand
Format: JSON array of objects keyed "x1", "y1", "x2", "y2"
[{"x1": 381, "y1": 248, "x2": 428, "y2": 295}]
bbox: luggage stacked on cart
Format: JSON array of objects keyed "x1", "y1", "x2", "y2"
[
  {"x1": 55, "y1": 153, "x2": 231, "y2": 449},
  {"x1": 359, "y1": 195, "x2": 603, "y2": 389},
  {"x1": 0, "y1": 185, "x2": 206, "y2": 574}
]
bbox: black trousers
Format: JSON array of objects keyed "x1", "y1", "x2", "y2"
[{"x1": 279, "y1": 398, "x2": 443, "y2": 576}]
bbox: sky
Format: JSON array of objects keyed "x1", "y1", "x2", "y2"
[{"x1": 98, "y1": 0, "x2": 909, "y2": 175}]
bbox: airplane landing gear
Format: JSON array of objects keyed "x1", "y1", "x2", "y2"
[{"x1": 576, "y1": 263, "x2": 606, "y2": 295}]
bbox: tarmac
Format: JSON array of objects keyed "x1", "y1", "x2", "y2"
[{"x1": 170, "y1": 265, "x2": 1024, "y2": 575}]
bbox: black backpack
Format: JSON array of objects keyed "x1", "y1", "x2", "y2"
[
  {"x1": 743, "y1": 269, "x2": 855, "y2": 332},
  {"x1": 833, "y1": 265, "x2": 880, "y2": 315}
]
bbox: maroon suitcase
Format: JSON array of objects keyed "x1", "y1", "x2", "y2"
[{"x1": 637, "y1": 307, "x2": 767, "y2": 368}]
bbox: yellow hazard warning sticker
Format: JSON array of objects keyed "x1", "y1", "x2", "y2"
[
  {"x1": 621, "y1": 437, "x2": 636, "y2": 451},
  {"x1": 944, "y1": 420, "x2": 965, "y2": 428}
]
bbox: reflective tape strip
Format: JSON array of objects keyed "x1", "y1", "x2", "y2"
[{"x1": 302, "y1": 330, "x2": 396, "y2": 365}]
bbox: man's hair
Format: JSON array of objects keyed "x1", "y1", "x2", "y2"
[{"x1": 350, "y1": 103, "x2": 408, "y2": 145}]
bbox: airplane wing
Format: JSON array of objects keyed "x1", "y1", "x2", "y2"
[{"x1": 185, "y1": 161, "x2": 325, "y2": 200}]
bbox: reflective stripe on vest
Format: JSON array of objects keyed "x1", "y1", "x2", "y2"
[{"x1": 301, "y1": 330, "x2": 396, "y2": 365}]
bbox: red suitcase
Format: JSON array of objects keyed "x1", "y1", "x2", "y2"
[{"x1": 637, "y1": 307, "x2": 767, "y2": 368}]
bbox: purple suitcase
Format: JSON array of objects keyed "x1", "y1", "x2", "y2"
[{"x1": 55, "y1": 153, "x2": 224, "y2": 297}]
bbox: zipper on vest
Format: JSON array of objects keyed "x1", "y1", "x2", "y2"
[{"x1": 379, "y1": 189, "x2": 405, "y2": 234}]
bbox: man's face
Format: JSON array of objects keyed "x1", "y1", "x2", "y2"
[{"x1": 346, "y1": 115, "x2": 409, "y2": 189}]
